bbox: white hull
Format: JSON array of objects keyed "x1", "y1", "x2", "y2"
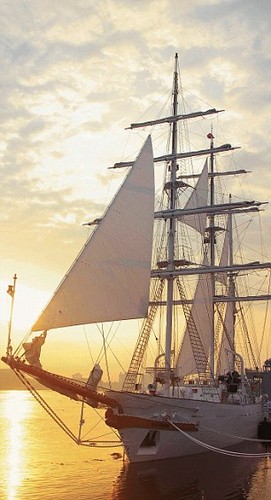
[{"x1": 106, "y1": 390, "x2": 263, "y2": 463}]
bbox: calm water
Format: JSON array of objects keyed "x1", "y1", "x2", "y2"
[{"x1": 1, "y1": 391, "x2": 271, "y2": 499}]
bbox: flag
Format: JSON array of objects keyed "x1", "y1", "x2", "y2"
[{"x1": 7, "y1": 285, "x2": 14, "y2": 297}]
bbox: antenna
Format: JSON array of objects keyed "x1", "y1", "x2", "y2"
[{"x1": 6, "y1": 273, "x2": 17, "y2": 356}]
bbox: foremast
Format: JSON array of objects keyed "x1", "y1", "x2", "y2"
[{"x1": 164, "y1": 53, "x2": 179, "y2": 392}]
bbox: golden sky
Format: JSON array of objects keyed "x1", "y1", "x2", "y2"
[{"x1": 1, "y1": 0, "x2": 271, "y2": 377}]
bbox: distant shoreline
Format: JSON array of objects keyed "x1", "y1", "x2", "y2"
[
  {"x1": 0, "y1": 368, "x2": 122, "y2": 391},
  {"x1": 0, "y1": 368, "x2": 46, "y2": 390}
]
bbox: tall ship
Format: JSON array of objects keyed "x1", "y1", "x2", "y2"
[{"x1": 2, "y1": 53, "x2": 271, "y2": 463}]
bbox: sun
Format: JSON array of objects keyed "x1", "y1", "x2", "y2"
[{"x1": 0, "y1": 279, "x2": 49, "y2": 335}]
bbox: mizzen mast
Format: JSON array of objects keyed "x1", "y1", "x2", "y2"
[{"x1": 208, "y1": 131, "x2": 216, "y2": 376}]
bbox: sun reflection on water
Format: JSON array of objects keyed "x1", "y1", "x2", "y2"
[
  {"x1": 1, "y1": 390, "x2": 271, "y2": 499},
  {"x1": 2, "y1": 391, "x2": 32, "y2": 500}
]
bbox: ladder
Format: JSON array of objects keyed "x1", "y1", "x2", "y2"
[
  {"x1": 122, "y1": 279, "x2": 165, "y2": 392},
  {"x1": 176, "y1": 277, "x2": 210, "y2": 381}
]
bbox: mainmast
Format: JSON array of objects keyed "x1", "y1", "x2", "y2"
[{"x1": 164, "y1": 53, "x2": 179, "y2": 390}]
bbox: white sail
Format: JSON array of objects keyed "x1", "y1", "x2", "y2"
[
  {"x1": 175, "y1": 162, "x2": 210, "y2": 377},
  {"x1": 217, "y1": 301, "x2": 235, "y2": 373},
  {"x1": 176, "y1": 251, "x2": 212, "y2": 377},
  {"x1": 216, "y1": 218, "x2": 229, "y2": 285},
  {"x1": 179, "y1": 160, "x2": 208, "y2": 235},
  {"x1": 32, "y1": 136, "x2": 154, "y2": 332},
  {"x1": 217, "y1": 217, "x2": 235, "y2": 372}
]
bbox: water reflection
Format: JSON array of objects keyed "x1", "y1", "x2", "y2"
[
  {"x1": 248, "y1": 455, "x2": 271, "y2": 499},
  {"x1": 1, "y1": 391, "x2": 271, "y2": 499},
  {"x1": 0, "y1": 391, "x2": 123, "y2": 499},
  {"x1": 112, "y1": 443, "x2": 267, "y2": 500},
  {"x1": 1, "y1": 391, "x2": 32, "y2": 500}
]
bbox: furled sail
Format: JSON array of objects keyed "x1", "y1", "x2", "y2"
[
  {"x1": 216, "y1": 218, "x2": 229, "y2": 286},
  {"x1": 217, "y1": 301, "x2": 235, "y2": 374},
  {"x1": 179, "y1": 160, "x2": 208, "y2": 235},
  {"x1": 32, "y1": 136, "x2": 154, "y2": 332},
  {"x1": 175, "y1": 251, "x2": 212, "y2": 377},
  {"x1": 216, "y1": 217, "x2": 235, "y2": 372}
]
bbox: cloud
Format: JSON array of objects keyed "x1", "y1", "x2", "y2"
[{"x1": 0, "y1": 0, "x2": 270, "y2": 307}]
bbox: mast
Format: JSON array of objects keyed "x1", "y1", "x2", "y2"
[
  {"x1": 228, "y1": 194, "x2": 236, "y2": 369},
  {"x1": 165, "y1": 53, "x2": 178, "y2": 390},
  {"x1": 208, "y1": 132, "x2": 215, "y2": 377},
  {"x1": 6, "y1": 273, "x2": 17, "y2": 356}
]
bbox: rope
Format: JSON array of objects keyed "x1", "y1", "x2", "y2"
[
  {"x1": 12, "y1": 365, "x2": 271, "y2": 455},
  {"x1": 78, "y1": 401, "x2": 121, "y2": 443},
  {"x1": 166, "y1": 418, "x2": 271, "y2": 458},
  {"x1": 101, "y1": 324, "x2": 111, "y2": 389},
  {"x1": 104, "y1": 389, "x2": 271, "y2": 447},
  {"x1": 13, "y1": 369, "x2": 122, "y2": 448},
  {"x1": 14, "y1": 370, "x2": 79, "y2": 444},
  {"x1": 198, "y1": 421, "x2": 271, "y2": 444}
]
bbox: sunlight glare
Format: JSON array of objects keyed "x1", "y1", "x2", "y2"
[
  {"x1": 3, "y1": 392, "x2": 32, "y2": 500},
  {"x1": 1, "y1": 280, "x2": 50, "y2": 333}
]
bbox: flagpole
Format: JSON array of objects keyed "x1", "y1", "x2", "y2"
[{"x1": 6, "y1": 273, "x2": 17, "y2": 356}]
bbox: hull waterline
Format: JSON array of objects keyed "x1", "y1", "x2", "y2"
[{"x1": 105, "y1": 390, "x2": 263, "y2": 463}]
